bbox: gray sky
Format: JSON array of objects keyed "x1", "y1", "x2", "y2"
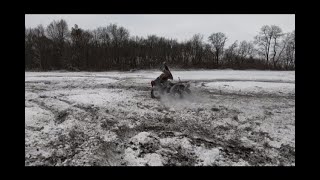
[{"x1": 25, "y1": 14, "x2": 295, "y2": 46}]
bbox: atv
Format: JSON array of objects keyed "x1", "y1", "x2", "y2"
[{"x1": 150, "y1": 77, "x2": 191, "y2": 99}]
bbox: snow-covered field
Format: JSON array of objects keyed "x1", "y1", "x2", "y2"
[{"x1": 25, "y1": 70, "x2": 295, "y2": 166}]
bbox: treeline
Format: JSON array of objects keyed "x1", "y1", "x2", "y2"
[{"x1": 25, "y1": 19, "x2": 295, "y2": 71}]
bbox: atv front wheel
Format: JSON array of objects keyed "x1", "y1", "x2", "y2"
[{"x1": 151, "y1": 89, "x2": 161, "y2": 99}]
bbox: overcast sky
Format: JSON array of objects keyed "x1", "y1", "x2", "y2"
[{"x1": 25, "y1": 14, "x2": 295, "y2": 46}]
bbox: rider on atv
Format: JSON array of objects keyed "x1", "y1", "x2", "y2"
[
  {"x1": 151, "y1": 62, "x2": 191, "y2": 99},
  {"x1": 151, "y1": 62, "x2": 173, "y2": 90}
]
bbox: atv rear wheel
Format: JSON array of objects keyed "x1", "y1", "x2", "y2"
[
  {"x1": 185, "y1": 88, "x2": 191, "y2": 94},
  {"x1": 170, "y1": 84, "x2": 184, "y2": 99}
]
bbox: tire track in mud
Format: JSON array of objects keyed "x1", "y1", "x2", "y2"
[
  {"x1": 26, "y1": 97, "x2": 113, "y2": 166},
  {"x1": 126, "y1": 121, "x2": 289, "y2": 166},
  {"x1": 29, "y1": 96, "x2": 101, "y2": 125},
  {"x1": 26, "y1": 77, "x2": 160, "y2": 165},
  {"x1": 28, "y1": 99, "x2": 70, "y2": 125},
  {"x1": 126, "y1": 89, "x2": 294, "y2": 166}
]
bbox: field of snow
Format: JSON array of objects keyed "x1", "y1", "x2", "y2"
[{"x1": 25, "y1": 70, "x2": 295, "y2": 166}]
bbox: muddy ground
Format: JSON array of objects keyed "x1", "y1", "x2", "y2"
[{"x1": 25, "y1": 71, "x2": 295, "y2": 166}]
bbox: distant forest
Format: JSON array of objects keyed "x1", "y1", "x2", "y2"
[{"x1": 25, "y1": 19, "x2": 295, "y2": 71}]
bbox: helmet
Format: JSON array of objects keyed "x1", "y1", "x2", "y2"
[{"x1": 160, "y1": 62, "x2": 169, "y2": 72}]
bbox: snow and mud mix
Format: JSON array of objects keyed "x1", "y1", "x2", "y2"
[{"x1": 25, "y1": 70, "x2": 295, "y2": 166}]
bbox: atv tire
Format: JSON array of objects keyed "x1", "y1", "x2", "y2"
[{"x1": 151, "y1": 89, "x2": 161, "y2": 99}]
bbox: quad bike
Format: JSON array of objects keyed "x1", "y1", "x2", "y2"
[{"x1": 150, "y1": 77, "x2": 191, "y2": 99}]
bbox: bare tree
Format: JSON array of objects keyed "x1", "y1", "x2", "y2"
[
  {"x1": 97, "y1": 27, "x2": 110, "y2": 45},
  {"x1": 189, "y1": 34, "x2": 204, "y2": 66},
  {"x1": 25, "y1": 25, "x2": 52, "y2": 70},
  {"x1": 254, "y1": 25, "x2": 273, "y2": 65},
  {"x1": 237, "y1": 41, "x2": 255, "y2": 64},
  {"x1": 208, "y1": 32, "x2": 227, "y2": 66},
  {"x1": 46, "y1": 19, "x2": 69, "y2": 69},
  {"x1": 224, "y1": 40, "x2": 238, "y2": 67},
  {"x1": 270, "y1": 25, "x2": 284, "y2": 69},
  {"x1": 46, "y1": 19, "x2": 69, "y2": 42},
  {"x1": 283, "y1": 30, "x2": 295, "y2": 69},
  {"x1": 254, "y1": 25, "x2": 284, "y2": 68},
  {"x1": 70, "y1": 24, "x2": 93, "y2": 70}
]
